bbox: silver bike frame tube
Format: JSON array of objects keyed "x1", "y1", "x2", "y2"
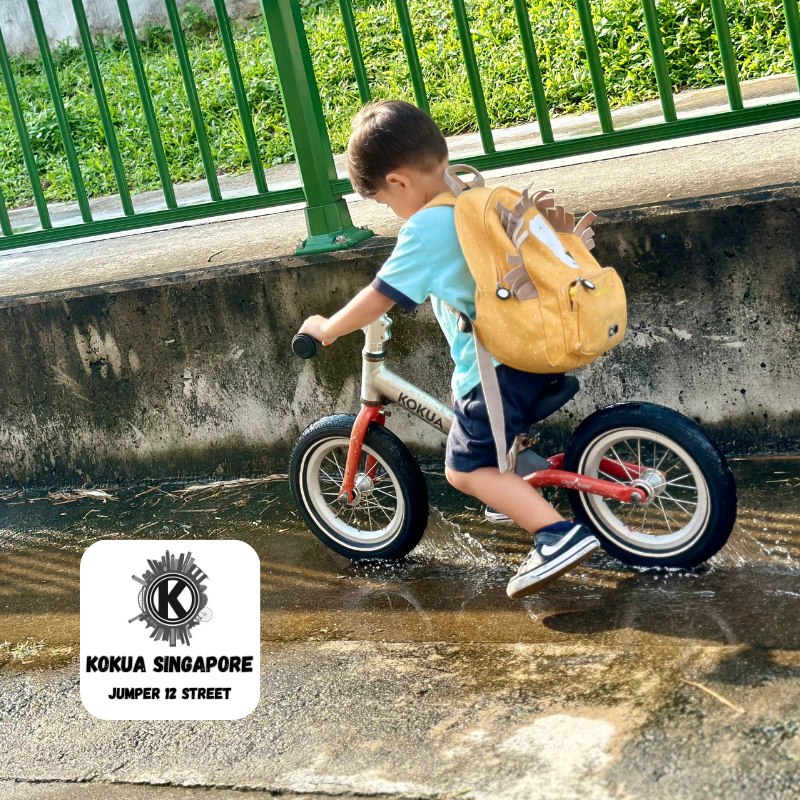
[{"x1": 360, "y1": 316, "x2": 454, "y2": 435}]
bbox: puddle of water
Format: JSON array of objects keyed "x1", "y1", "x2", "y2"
[{"x1": 0, "y1": 456, "x2": 798, "y2": 669}]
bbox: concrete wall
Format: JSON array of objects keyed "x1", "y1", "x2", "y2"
[
  {"x1": 0, "y1": 0, "x2": 261, "y2": 56},
  {"x1": 0, "y1": 185, "x2": 798, "y2": 486}
]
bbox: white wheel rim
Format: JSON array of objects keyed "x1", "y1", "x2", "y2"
[
  {"x1": 301, "y1": 437, "x2": 405, "y2": 551},
  {"x1": 577, "y1": 427, "x2": 711, "y2": 557}
]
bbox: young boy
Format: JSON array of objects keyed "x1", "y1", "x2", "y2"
[{"x1": 298, "y1": 100, "x2": 600, "y2": 598}]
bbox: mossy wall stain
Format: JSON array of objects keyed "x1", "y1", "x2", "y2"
[{"x1": 0, "y1": 189, "x2": 798, "y2": 485}]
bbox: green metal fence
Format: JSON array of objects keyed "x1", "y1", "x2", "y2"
[{"x1": 0, "y1": 0, "x2": 799, "y2": 255}]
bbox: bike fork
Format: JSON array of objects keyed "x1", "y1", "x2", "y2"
[{"x1": 339, "y1": 404, "x2": 385, "y2": 502}]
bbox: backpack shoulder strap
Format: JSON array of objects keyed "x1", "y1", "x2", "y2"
[{"x1": 441, "y1": 305, "x2": 513, "y2": 474}]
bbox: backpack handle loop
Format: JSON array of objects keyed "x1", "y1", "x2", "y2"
[{"x1": 444, "y1": 164, "x2": 485, "y2": 197}]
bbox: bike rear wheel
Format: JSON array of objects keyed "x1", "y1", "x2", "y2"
[
  {"x1": 563, "y1": 403, "x2": 737, "y2": 568},
  {"x1": 289, "y1": 414, "x2": 428, "y2": 561}
]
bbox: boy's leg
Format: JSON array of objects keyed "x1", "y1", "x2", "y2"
[
  {"x1": 445, "y1": 465, "x2": 563, "y2": 533},
  {"x1": 447, "y1": 465, "x2": 600, "y2": 599},
  {"x1": 446, "y1": 368, "x2": 600, "y2": 598}
]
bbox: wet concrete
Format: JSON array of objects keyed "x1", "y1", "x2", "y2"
[{"x1": 1, "y1": 457, "x2": 799, "y2": 797}]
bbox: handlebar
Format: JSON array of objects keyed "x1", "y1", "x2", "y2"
[{"x1": 292, "y1": 333, "x2": 319, "y2": 359}]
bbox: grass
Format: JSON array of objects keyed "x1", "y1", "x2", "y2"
[{"x1": 0, "y1": 0, "x2": 795, "y2": 209}]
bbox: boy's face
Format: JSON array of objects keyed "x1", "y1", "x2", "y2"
[{"x1": 368, "y1": 161, "x2": 448, "y2": 220}]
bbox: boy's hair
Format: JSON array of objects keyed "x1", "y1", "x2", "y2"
[{"x1": 347, "y1": 100, "x2": 448, "y2": 197}]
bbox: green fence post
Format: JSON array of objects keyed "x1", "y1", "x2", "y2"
[
  {"x1": 451, "y1": 0, "x2": 495, "y2": 153},
  {"x1": 116, "y1": 0, "x2": 176, "y2": 209},
  {"x1": 338, "y1": 0, "x2": 371, "y2": 105},
  {"x1": 641, "y1": 0, "x2": 676, "y2": 122},
  {"x1": 0, "y1": 184, "x2": 12, "y2": 237},
  {"x1": 261, "y1": 0, "x2": 372, "y2": 254},
  {"x1": 212, "y1": 0, "x2": 268, "y2": 194},
  {"x1": 393, "y1": 0, "x2": 429, "y2": 112},
  {"x1": 512, "y1": 0, "x2": 553, "y2": 143},
  {"x1": 71, "y1": 0, "x2": 134, "y2": 215},
  {"x1": 783, "y1": 0, "x2": 800, "y2": 94},
  {"x1": 0, "y1": 24, "x2": 51, "y2": 229},
  {"x1": 164, "y1": 0, "x2": 221, "y2": 201},
  {"x1": 27, "y1": 0, "x2": 93, "y2": 222},
  {"x1": 575, "y1": 0, "x2": 614, "y2": 133},
  {"x1": 709, "y1": 0, "x2": 743, "y2": 110}
]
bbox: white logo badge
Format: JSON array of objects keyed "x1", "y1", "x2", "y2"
[{"x1": 81, "y1": 540, "x2": 260, "y2": 720}]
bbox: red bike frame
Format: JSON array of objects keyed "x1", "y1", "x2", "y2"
[{"x1": 339, "y1": 402, "x2": 649, "y2": 506}]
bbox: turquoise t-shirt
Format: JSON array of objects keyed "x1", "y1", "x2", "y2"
[{"x1": 371, "y1": 205, "x2": 492, "y2": 399}]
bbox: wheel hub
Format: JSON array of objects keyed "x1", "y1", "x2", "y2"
[
  {"x1": 630, "y1": 468, "x2": 668, "y2": 506},
  {"x1": 340, "y1": 472, "x2": 374, "y2": 507}
]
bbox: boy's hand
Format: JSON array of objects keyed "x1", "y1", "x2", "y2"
[{"x1": 299, "y1": 315, "x2": 337, "y2": 346}]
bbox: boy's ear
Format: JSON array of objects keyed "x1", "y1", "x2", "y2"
[{"x1": 384, "y1": 170, "x2": 412, "y2": 190}]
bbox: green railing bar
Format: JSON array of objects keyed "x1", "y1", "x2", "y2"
[
  {"x1": 451, "y1": 0, "x2": 495, "y2": 153},
  {"x1": 338, "y1": 0, "x2": 371, "y2": 104},
  {"x1": 212, "y1": 0, "x2": 268, "y2": 194},
  {"x1": 164, "y1": 0, "x2": 221, "y2": 202},
  {"x1": 331, "y1": 98, "x2": 800, "y2": 193},
  {"x1": 116, "y1": 0, "x2": 176, "y2": 209},
  {"x1": 261, "y1": 0, "x2": 371, "y2": 252},
  {"x1": 0, "y1": 25, "x2": 51, "y2": 229},
  {"x1": 641, "y1": 0, "x2": 676, "y2": 123},
  {"x1": 0, "y1": 186, "x2": 11, "y2": 237},
  {"x1": 709, "y1": 0, "x2": 743, "y2": 111},
  {"x1": 783, "y1": 0, "x2": 800, "y2": 94},
  {"x1": 0, "y1": 184, "x2": 305, "y2": 252},
  {"x1": 575, "y1": 0, "x2": 614, "y2": 133},
  {"x1": 512, "y1": 0, "x2": 553, "y2": 143},
  {"x1": 71, "y1": 0, "x2": 134, "y2": 216},
  {"x1": 393, "y1": 0, "x2": 429, "y2": 113},
  {"x1": 27, "y1": 0, "x2": 92, "y2": 223},
  {"x1": 4, "y1": 95, "x2": 800, "y2": 252}
]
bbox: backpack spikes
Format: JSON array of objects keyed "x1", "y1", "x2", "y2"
[
  {"x1": 496, "y1": 201, "x2": 538, "y2": 301},
  {"x1": 515, "y1": 186, "x2": 555, "y2": 215},
  {"x1": 515, "y1": 184, "x2": 598, "y2": 251},
  {"x1": 574, "y1": 211, "x2": 597, "y2": 251}
]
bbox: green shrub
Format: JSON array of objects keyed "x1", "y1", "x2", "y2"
[{"x1": 0, "y1": 0, "x2": 793, "y2": 208}]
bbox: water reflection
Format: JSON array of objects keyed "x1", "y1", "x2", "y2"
[{"x1": 0, "y1": 458, "x2": 797, "y2": 667}]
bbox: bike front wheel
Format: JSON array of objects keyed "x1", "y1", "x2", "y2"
[
  {"x1": 563, "y1": 402, "x2": 737, "y2": 568},
  {"x1": 289, "y1": 414, "x2": 428, "y2": 561}
]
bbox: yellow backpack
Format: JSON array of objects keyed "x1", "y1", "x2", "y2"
[{"x1": 427, "y1": 164, "x2": 627, "y2": 471}]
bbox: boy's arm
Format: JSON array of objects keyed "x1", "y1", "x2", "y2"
[{"x1": 298, "y1": 286, "x2": 394, "y2": 346}]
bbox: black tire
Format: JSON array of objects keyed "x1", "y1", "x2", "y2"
[
  {"x1": 563, "y1": 402, "x2": 737, "y2": 568},
  {"x1": 289, "y1": 414, "x2": 428, "y2": 561}
]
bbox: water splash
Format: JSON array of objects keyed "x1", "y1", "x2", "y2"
[{"x1": 411, "y1": 508, "x2": 500, "y2": 568}]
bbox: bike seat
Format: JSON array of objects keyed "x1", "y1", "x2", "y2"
[{"x1": 530, "y1": 375, "x2": 580, "y2": 424}]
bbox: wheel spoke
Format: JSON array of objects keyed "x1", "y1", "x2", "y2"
[
  {"x1": 639, "y1": 501, "x2": 650, "y2": 532},
  {"x1": 319, "y1": 469, "x2": 342, "y2": 485},
  {"x1": 599, "y1": 469, "x2": 626, "y2": 484},
  {"x1": 654, "y1": 496, "x2": 674, "y2": 534},
  {"x1": 610, "y1": 445, "x2": 635, "y2": 481},
  {"x1": 655, "y1": 445, "x2": 671, "y2": 473},
  {"x1": 661, "y1": 492, "x2": 698, "y2": 512},
  {"x1": 665, "y1": 473, "x2": 694, "y2": 486}
]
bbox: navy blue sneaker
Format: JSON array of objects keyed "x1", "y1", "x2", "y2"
[{"x1": 507, "y1": 523, "x2": 600, "y2": 599}]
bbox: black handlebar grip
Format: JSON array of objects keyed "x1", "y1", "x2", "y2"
[{"x1": 292, "y1": 333, "x2": 319, "y2": 359}]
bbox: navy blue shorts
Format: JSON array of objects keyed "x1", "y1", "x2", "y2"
[{"x1": 445, "y1": 365, "x2": 557, "y2": 473}]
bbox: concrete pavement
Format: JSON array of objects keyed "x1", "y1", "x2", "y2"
[{"x1": 1, "y1": 458, "x2": 799, "y2": 798}]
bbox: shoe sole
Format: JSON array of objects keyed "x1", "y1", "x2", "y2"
[
  {"x1": 507, "y1": 537, "x2": 601, "y2": 599},
  {"x1": 485, "y1": 513, "x2": 513, "y2": 525}
]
